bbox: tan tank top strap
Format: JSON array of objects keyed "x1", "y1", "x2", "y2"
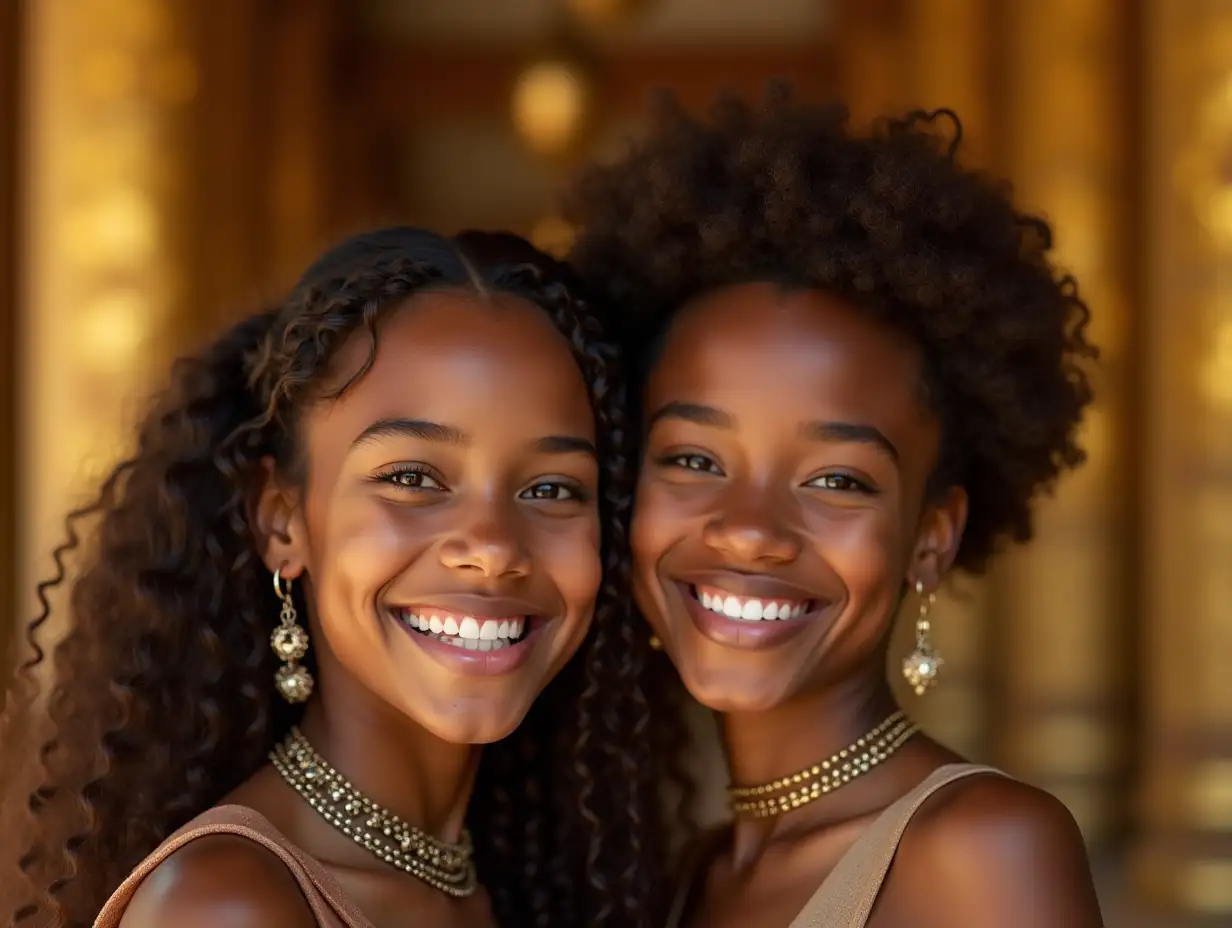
[
  {"x1": 789, "y1": 763, "x2": 1008, "y2": 928},
  {"x1": 93, "y1": 805, "x2": 371, "y2": 928}
]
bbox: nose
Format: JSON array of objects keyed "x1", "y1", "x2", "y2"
[
  {"x1": 438, "y1": 499, "x2": 531, "y2": 579},
  {"x1": 701, "y1": 492, "x2": 802, "y2": 566}
]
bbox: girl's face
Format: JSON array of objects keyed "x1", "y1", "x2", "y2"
[
  {"x1": 259, "y1": 289, "x2": 602, "y2": 744},
  {"x1": 631, "y1": 282, "x2": 966, "y2": 712}
]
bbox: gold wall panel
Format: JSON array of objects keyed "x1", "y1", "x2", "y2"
[
  {"x1": 1135, "y1": 0, "x2": 1232, "y2": 916},
  {"x1": 993, "y1": 0, "x2": 1133, "y2": 845},
  {"x1": 20, "y1": 0, "x2": 195, "y2": 637}
]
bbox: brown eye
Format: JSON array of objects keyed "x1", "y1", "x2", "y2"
[
  {"x1": 378, "y1": 468, "x2": 444, "y2": 491},
  {"x1": 806, "y1": 473, "x2": 870, "y2": 493},
  {"x1": 520, "y1": 481, "x2": 586, "y2": 502},
  {"x1": 665, "y1": 453, "x2": 720, "y2": 474}
]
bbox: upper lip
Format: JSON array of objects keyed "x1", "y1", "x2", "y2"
[
  {"x1": 388, "y1": 594, "x2": 546, "y2": 619},
  {"x1": 675, "y1": 570, "x2": 822, "y2": 604}
]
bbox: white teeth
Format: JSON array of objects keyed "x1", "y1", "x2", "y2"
[
  {"x1": 402, "y1": 610, "x2": 527, "y2": 647},
  {"x1": 696, "y1": 590, "x2": 810, "y2": 622}
]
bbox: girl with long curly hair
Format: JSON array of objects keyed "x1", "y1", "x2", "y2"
[
  {"x1": 565, "y1": 88, "x2": 1106, "y2": 927},
  {"x1": 0, "y1": 227, "x2": 682, "y2": 928}
]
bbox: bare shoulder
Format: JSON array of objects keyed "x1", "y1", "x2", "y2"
[
  {"x1": 878, "y1": 772, "x2": 1105, "y2": 928},
  {"x1": 118, "y1": 833, "x2": 318, "y2": 928}
]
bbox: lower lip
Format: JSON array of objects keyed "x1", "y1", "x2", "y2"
[
  {"x1": 392, "y1": 615, "x2": 547, "y2": 677},
  {"x1": 679, "y1": 584, "x2": 818, "y2": 651}
]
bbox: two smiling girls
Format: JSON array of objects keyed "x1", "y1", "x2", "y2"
[{"x1": 2, "y1": 90, "x2": 1105, "y2": 928}]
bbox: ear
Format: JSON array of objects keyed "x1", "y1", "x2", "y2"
[
  {"x1": 251, "y1": 455, "x2": 309, "y2": 581},
  {"x1": 909, "y1": 485, "x2": 968, "y2": 591}
]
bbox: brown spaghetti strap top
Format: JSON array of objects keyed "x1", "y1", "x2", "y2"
[
  {"x1": 93, "y1": 804, "x2": 375, "y2": 928},
  {"x1": 666, "y1": 763, "x2": 1006, "y2": 928}
]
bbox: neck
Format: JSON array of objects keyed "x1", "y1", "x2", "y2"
[
  {"x1": 724, "y1": 670, "x2": 899, "y2": 789},
  {"x1": 297, "y1": 687, "x2": 480, "y2": 845},
  {"x1": 721, "y1": 668, "x2": 901, "y2": 857}
]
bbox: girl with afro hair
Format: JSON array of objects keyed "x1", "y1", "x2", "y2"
[{"x1": 565, "y1": 86, "x2": 1105, "y2": 928}]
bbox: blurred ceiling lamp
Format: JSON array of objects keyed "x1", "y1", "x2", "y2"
[
  {"x1": 511, "y1": 57, "x2": 593, "y2": 158},
  {"x1": 565, "y1": 0, "x2": 656, "y2": 28},
  {"x1": 531, "y1": 216, "x2": 576, "y2": 258}
]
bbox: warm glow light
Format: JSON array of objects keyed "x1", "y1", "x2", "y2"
[
  {"x1": 63, "y1": 187, "x2": 158, "y2": 266},
  {"x1": 511, "y1": 59, "x2": 590, "y2": 157},
  {"x1": 565, "y1": 0, "x2": 655, "y2": 28},
  {"x1": 76, "y1": 290, "x2": 151, "y2": 374},
  {"x1": 1201, "y1": 319, "x2": 1232, "y2": 408},
  {"x1": 530, "y1": 216, "x2": 576, "y2": 257}
]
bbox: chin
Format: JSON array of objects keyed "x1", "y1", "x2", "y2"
[
  {"x1": 414, "y1": 700, "x2": 533, "y2": 746},
  {"x1": 679, "y1": 662, "x2": 796, "y2": 715}
]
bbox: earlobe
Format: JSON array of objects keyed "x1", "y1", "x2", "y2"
[{"x1": 251, "y1": 455, "x2": 308, "y2": 578}]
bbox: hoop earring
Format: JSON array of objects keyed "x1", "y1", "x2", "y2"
[
  {"x1": 270, "y1": 568, "x2": 314, "y2": 704},
  {"x1": 902, "y1": 579, "x2": 942, "y2": 696}
]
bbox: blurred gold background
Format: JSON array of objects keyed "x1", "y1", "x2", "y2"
[{"x1": 0, "y1": 1, "x2": 1229, "y2": 925}]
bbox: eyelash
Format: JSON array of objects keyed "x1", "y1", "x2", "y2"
[
  {"x1": 374, "y1": 463, "x2": 445, "y2": 491},
  {"x1": 520, "y1": 481, "x2": 590, "y2": 503},
  {"x1": 374, "y1": 465, "x2": 589, "y2": 503},
  {"x1": 659, "y1": 454, "x2": 874, "y2": 494},
  {"x1": 659, "y1": 453, "x2": 722, "y2": 474},
  {"x1": 805, "y1": 473, "x2": 874, "y2": 494}
]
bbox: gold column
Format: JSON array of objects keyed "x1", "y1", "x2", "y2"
[
  {"x1": 1133, "y1": 0, "x2": 1232, "y2": 917},
  {"x1": 888, "y1": 0, "x2": 996, "y2": 761},
  {"x1": 21, "y1": 0, "x2": 197, "y2": 633},
  {"x1": 993, "y1": 0, "x2": 1132, "y2": 843},
  {"x1": 0, "y1": 0, "x2": 20, "y2": 682}
]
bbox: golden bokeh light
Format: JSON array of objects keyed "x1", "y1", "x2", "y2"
[{"x1": 510, "y1": 59, "x2": 592, "y2": 158}]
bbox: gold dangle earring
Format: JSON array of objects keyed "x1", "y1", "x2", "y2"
[
  {"x1": 270, "y1": 568, "x2": 314, "y2": 703},
  {"x1": 902, "y1": 579, "x2": 942, "y2": 696}
]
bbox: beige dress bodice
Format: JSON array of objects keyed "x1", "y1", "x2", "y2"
[
  {"x1": 93, "y1": 804, "x2": 375, "y2": 928},
  {"x1": 666, "y1": 763, "x2": 1007, "y2": 928}
]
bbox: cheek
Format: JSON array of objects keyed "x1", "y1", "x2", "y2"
[
  {"x1": 536, "y1": 514, "x2": 603, "y2": 615},
  {"x1": 630, "y1": 480, "x2": 682, "y2": 581},
  {"x1": 806, "y1": 508, "x2": 905, "y2": 602},
  {"x1": 308, "y1": 498, "x2": 431, "y2": 623}
]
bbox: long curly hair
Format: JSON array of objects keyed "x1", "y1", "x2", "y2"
[
  {"x1": 565, "y1": 87, "x2": 1098, "y2": 571},
  {"x1": 0, "y1": 226, "x2": 688, "y2": 928}
]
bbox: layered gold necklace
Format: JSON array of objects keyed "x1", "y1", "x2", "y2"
[
  {"x1": 728, "y1": 710, "x2": 919, "y2": 818},
  {"x1": 270, "y1": 727, "x2": 478, "y2": 897}
]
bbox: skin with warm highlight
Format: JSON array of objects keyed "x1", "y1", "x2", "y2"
[
  {"x1": 0, "y1": 228, "x2": 685, "y2": 928},
  {"x1": 567, "y1": 90, "x2": 1105, "y2": 928}
]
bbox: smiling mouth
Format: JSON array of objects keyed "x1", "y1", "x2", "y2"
[
  {"x1": 392, "y1": 608, "x2": 533, "y2": 652},
  {"x1": 690, "y1": 584, "x2": 816, "y2": 622}
]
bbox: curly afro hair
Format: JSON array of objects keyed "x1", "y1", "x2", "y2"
[{"x1": 565, "y1": 86, "x2": 1097, "y2": 573}]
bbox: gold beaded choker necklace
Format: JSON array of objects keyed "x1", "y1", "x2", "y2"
[
  {"x1": 270, "y1": 727, "x2": 477, "y2": 897},
  {"x1": 728, "y1": 710, "x2": 919, "y2": 818}
]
